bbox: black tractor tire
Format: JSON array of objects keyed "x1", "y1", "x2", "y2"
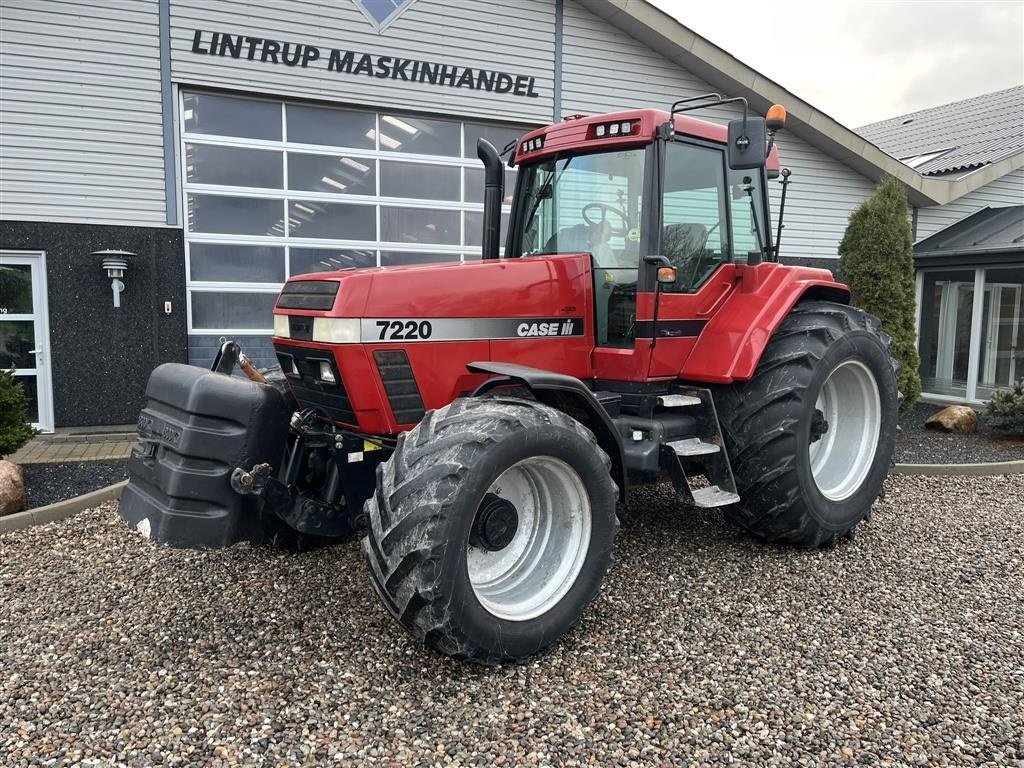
[
  {"x1": 713, "y1": 301, "x2": 899, "y2": 547},
  {"x1": 363, "y1": 396, "x2": 619, "y2": 664}
]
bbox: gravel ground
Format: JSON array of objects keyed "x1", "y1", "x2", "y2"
[
  {"x1": 896, "y1": 403, "x2": 1024, "y2": 464},
  {"x1": 19, "y1": 461, "x2": 129, "y2": 510},
  {"x1": 2, "y1": 474, "x2": 1022, "y2": 767}
]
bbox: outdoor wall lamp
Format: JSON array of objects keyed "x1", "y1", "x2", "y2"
[{"x1": 93, "y1": 249, "x2": 135, "y2": 308}]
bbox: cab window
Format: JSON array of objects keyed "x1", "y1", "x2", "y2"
[
  {"x1": 660, "y1": 142, "x2": 729, "y2": 293},
  {"x1": 511, "y1": 148, "x2": 647, "y2": 348},
  {"x1": 728, "y1": 168, "x2": 768, "y2": 263}
]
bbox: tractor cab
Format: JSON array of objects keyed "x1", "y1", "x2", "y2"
[{"x1": 500, "y1": 102, "x2": 785, "y2": 381}]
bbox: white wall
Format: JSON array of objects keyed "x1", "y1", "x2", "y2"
[
  {"x1": 0, "y1": 0, "x2": 168, "y2": 226},
  {"x1": 916, "y1": 168, "x2": 1024, "y2": 240}
]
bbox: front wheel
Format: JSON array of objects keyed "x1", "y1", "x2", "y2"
[
  {"x1": 714, "y1": 301, "x2": 899, "y2": 546},
  {"x1": 363, "y1": 397, "x2": 619, "y2": 664}
]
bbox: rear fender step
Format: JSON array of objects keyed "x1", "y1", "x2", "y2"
[{"x1": 659, "y1": 387, "x2": 740, "y2": 509}]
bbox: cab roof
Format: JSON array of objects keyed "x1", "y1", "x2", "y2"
[{"x1": 513, "y1": 108, "x2": 779, "y2": 172}]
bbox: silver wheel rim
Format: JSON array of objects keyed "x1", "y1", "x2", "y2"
[
  {"x1": 467, "y1": 456, "x2": 591, "y2": 622},
  {"x1": 808, "y1": 359, "x2": 882, "y2": 501}
]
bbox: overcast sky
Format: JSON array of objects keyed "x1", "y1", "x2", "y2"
[{"x1": 647, "y1": 0, "x2": 1024, "y2": 127}]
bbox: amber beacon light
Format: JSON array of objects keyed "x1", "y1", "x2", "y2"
[{"x1": 766, "y1": 104, "x2": 787, "y2": 131}]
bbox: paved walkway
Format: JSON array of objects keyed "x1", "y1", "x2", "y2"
[{"x1": 8, "y1": 428, "x2": 137, "y2": 465}]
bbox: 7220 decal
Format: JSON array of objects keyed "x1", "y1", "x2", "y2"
[{"x1": 376, "y1": 320, "x2": 434, "y2": 340}]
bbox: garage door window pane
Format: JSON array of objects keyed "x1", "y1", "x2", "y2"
[
  {"x1": 290, "y1": 247, "x2": 377, "y2": 274},
  {"x1": 380, "y1": 161, "x2": 459, "y2": 200},
  {"x1": 188, "y1": 194, "x2": 284, "y2": 236},
  {"x1": 185, "y1": 144, "x2": 283, "y2": 189},
  {"x1": 189, "y1": 244, "x2": 285, "y2": 282},
  {"x1": 289, "y1": 153, "x2": 376, "y2": 195},
  {"x1": 380, "y1": 251, "x2": 461, "y2": 266},
  {"x1": 381, "y1": 207, "x2": 460, "y2": 245},
  {"x1": 378, "y1": 114, "x2": 459, "y2": 156},
  {"x1": 183, "y1": 93, "x2": 281, "y2": 140},
  {"x1": 465, "y1": 211, "x2": 510, "y2": 248},
  {"x1": 288, "y1": 201, "x2": 375, "y2": 240},
  {"x1": 191, "y1": 292, "x2": 278, "y2": 329},
  {"x1": 463, "y1": 122, "x2": 524, "y2": 158},
  {"x1": 287, "y1": 104, "x2": 375, "y2": 148},
  {"x1": 465, "y1": 167, "x2": 516, "y2": 204}
]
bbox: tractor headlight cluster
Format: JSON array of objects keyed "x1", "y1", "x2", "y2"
[
  {"x1": 521, "y1": 135, "x2": 545, "y2": 153},
  {"x1": 273, "y1": 314, "x2": 290, "y2": 338},
  {"x1": 312, "y1": 317, "x2": 360, "y2": 344},
  {"x1": 593, "y1": 120, "x2": 638, "y2": 138}
]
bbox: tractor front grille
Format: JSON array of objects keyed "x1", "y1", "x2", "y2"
[
  {"x1": 373, "y1": 349, "x2": 425, "y2": 425},
  {"x1": 275, "y1": 344, "x2": 356, "y2": 425}
]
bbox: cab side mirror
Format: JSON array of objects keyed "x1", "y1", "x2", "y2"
[{"x1": 726, "y1": 115, "x2": 767, "y2": 170}]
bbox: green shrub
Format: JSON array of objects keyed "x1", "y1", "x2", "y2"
[
  {"x1": 839, "y1": 176, "x2": 922, "y2": 414},
  {"x1": 983, "y1": 379, "x2": 1024, "y2": 436},
  {"x1": 0, "y1": 368, "x2": 36, "y2": 457}
]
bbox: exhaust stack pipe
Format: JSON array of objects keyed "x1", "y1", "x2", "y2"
[{"x1": 476, "y1": 138, "x2": 504, "y2": 260}]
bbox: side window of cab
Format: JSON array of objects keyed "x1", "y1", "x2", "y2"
[
  {"x1": 660, "y1": 142, "x2": 729, "y2": 293},
  {"x1": 728, "y1": 168, "x2": 769, "y2": 264}
]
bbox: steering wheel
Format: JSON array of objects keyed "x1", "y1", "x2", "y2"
[{"x1": 582, "y1": 203, "x2": 629, "y2": 237}]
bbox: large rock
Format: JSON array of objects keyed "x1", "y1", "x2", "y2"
[
  {"x1": 0, "y1": 460, "x2": 26, "y2": 516},
  {"x1": 924, "y1": 405, "x2": 979, "y2": 434}
]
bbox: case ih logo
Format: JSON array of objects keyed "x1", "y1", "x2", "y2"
[{"x1": 352, "y1": 0, "x2": 417, "y2": 32}]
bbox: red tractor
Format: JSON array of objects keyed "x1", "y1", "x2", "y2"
[{"x1": 121, "y1": 95, "x2": 898, "y2": 664}]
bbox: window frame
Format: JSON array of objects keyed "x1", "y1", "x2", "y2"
[{"x1": 652, "y1": 137, "x2": 733, "y2": 294}]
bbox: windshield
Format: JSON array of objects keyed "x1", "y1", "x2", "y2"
[{"x1": 510, "y1": 148, "x2": 646, "y2": 269}]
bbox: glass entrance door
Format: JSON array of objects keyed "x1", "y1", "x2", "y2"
[
  {"x1": 979, "y1": 282, "x2": 1022, "y2": 397},
  {"x1": 0, "y1": 251, "x2": 54, "y2": 432}
]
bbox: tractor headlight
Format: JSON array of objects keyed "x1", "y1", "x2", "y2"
[
  {"x1": 312, "y1": 317, "x2": 360, "y2": 343},
  {"x1": 273, "y1": 314, "x2": 290, "y2": 338},
  {"x1": 318, "y1": 361, "x2": 337, "y2": 385}
]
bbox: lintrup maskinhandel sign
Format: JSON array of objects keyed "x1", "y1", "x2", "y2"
[{"x1": 190, "y1": 30, "x2": 541, "y2": 98}]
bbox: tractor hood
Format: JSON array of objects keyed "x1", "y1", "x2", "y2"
[{"x1": 273, "y1": 254, "x2": 594, "y2": 326}]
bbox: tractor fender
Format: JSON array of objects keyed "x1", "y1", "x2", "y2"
[
  {"x1": 678, "y1": 266, "x2": 851, "y2": 384},
  {"x1": 467, "y1": 361, "x2": 627, "y2": 502}
]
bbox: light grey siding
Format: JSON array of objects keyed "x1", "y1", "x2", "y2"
[
  {"x1": 560, "y1": 0, "x2": 877, "y2": 262},
  {"x1": 168, "y1": 0, "x2": 555, "y2": 125},
  {"x1": 0, "y1": 0, "x2": 167, "y2": 225},
  {"x1": 916, "y1": 168, "x2": 1024, "y2": 240}
]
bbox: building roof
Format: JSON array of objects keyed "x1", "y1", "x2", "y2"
[
  {"x1": 588, "y1": 0, "x2": 1024, "y2": 207},
  {"x1": 914, "y1": 205, "x2": 1024, "y2": 265},
  {"x1": 857, "y1": 86, "x2": 1024, "y2": 177}
]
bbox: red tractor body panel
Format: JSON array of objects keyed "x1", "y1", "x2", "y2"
[
  {"x1": 274, "y1": 257, "x2": 849, "y2": 432},
  {"x1": 678, "y1": 264, "x2": 850, "y2": 383},
  {"x1": 274, "y1": 254, "x2": 598, "y2": 433}
]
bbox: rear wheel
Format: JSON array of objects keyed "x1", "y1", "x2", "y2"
[
  {"x1": 363, "y1": 397, "x2": 618, "y2": 664},
  {"x1": 714, "y1": 301, "x2": 899, "y2": 546}
]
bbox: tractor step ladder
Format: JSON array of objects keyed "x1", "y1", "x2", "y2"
[
  {"x1": 658, "y1": 394, "x2": 701, "y2": 408},
  {"x1": 691, "y1": 485, "x2": 741, "y2": 507},
  {"x1": 667, "y1": 437, "x2": 720, "y2": 456},
  {"x1": 658, "y1": 387, "x2": 740, "y2": 509}
]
